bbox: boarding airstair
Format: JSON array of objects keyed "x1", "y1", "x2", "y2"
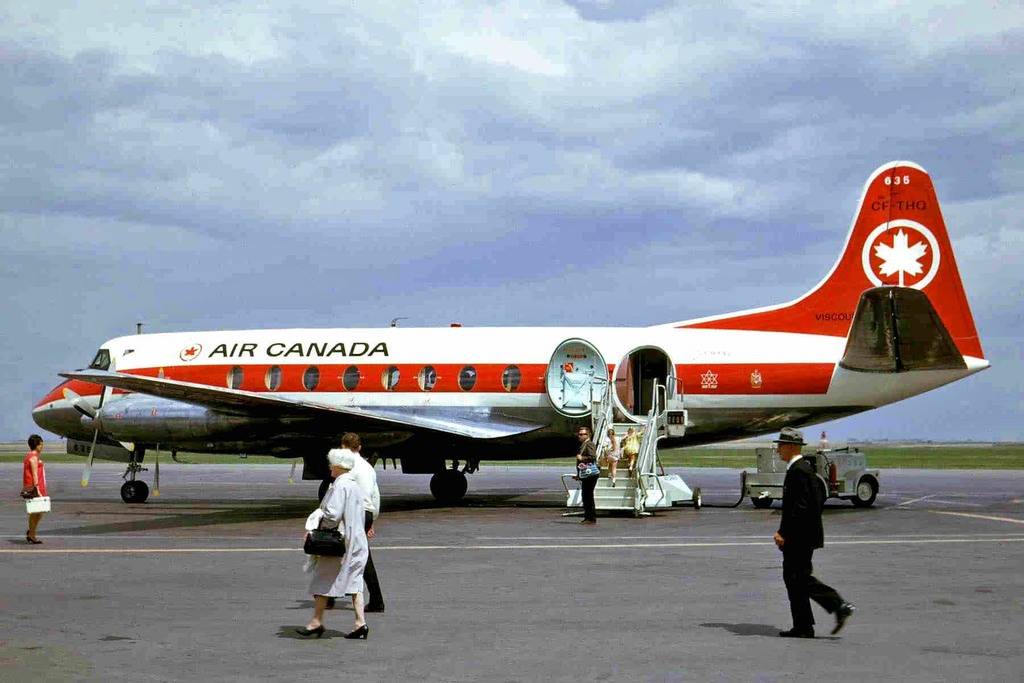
[{"x1": 562, "y1": 376, "x2": 701, "y2": 516}]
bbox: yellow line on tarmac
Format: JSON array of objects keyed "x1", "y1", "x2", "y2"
[
  {"x1": 932, "y1": 511, "x2": 1024, "y2": 525},
  {"x1": 2, "y1": 537, "x2": 1024, "y2": 554}
]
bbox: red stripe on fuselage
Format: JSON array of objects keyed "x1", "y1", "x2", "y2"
[
  {"x1": 34, "y1": 379, "x2": 105, "y2": 408},
  {"x1": 677, "y1": 363, "x2": 834, "y2": 395},
  {"x1": 38, "y1": 361, "x2": 836, "y2": 406}
]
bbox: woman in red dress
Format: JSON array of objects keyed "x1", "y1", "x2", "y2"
[{"x1": 23, "y1": 434, "x2": 47, "y2": 544}]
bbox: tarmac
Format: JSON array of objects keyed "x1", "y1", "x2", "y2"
[{"x1": 2, "y1": 463, "x2": 1023, "y2": 682}]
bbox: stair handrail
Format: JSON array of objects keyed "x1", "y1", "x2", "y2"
[
  {"x1": 630, "y1": 380, "x2": 669, "y2": 514},
  {"x1": 590, "y1": 376, "x2": 613, "y2": 458}
]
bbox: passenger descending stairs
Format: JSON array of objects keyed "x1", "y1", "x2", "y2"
[{"x1": 563, "y1": 378, "x2": 701, "y2": 517}]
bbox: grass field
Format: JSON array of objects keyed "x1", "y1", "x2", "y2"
[{"x1": 3, "y1": 443, "x2": 1023, "y2": 469}]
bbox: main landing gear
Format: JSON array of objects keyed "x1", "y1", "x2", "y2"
[
  {"x1": 120, "y1": 448, "x2": 150, "y2": 504},
  {"x1": 429, "y1": 459, "x2": 478, "y2": 504}
]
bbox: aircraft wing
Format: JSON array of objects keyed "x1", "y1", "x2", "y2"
[{"x1": 59, "y1": 370, "x2": 547, "y2": 440}]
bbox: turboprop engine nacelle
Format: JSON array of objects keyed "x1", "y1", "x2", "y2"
[{"x1": 88, "y1": 395, "x2": 264, "y2": 443}]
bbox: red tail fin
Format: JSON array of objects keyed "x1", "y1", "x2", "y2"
[{"x1": 678, "y1": 161, "x2": 984, "y2": 359}]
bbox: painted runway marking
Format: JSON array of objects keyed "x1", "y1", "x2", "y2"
[
  {"x1": 932, "y1": 511, "x2": 1024, "y2": 525},
  {"x1": 3, "y1": 536, "x2": 1024, "y2": 554},
  {"x1": 925, "y1": 499, "x2": 984, "y2": 507},
  {"x1": 893, "y1": 494, "x2": 937, "y2": 507}
]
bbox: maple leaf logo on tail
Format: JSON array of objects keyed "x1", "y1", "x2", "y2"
[
  {"x1": 875, "y1": 229, "x2": 928, "y2": 286},
  {"x1": 861, "y1": 219, "x2": 941, "y2": 290}
]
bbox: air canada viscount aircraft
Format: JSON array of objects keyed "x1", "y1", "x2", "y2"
[{"x1": 33, "y1": 161, "x2": 987, "y2": 504}]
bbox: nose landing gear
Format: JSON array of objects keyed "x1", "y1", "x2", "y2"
[{"x1": 120, "y1": 448, "x2": 150, "y2": 504}]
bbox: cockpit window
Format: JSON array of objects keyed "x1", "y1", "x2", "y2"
[{"x1": 89, "y1": 349, "x2": 111, "y2": 371}]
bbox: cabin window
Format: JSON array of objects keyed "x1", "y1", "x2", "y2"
[
  {"x1": 265, "y1": 365, "x2": 282, "y2": 391},
  {"x1": 502, "y1": 365, "x2": 521, "y2": 392},
  {"x1": 458, "y1": 366, "x2": 477, "y2": 391},
  {"x1": 227, "y1": 366, "x2": 244, "y2": 389},
  {"x1": 89, "y1": 348, "x2": 111, "y2": 371},
  {"x1": 418, "y1": 366, "x2": 437, "y2": 391},
  {"x1": 382, "y1": 366, "x2": 400, "y2": 391},
  {"x1": 343, "y1": 365, "x2": 361, "y2": 391},
  {"x1": 302, "y1": 366, "x2": 320, "y2": 391}
]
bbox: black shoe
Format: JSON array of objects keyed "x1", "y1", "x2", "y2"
[
  {"x1": 325, "y1": 597, "x2": 336, "y2": 609},
  {"x1": 26, "y1": 534, "x2": 42, "y2": 545},
  {"x1": 295, "y1": 625, "x2": 325, "y2": 638},
  {"x1": 365, "y1": 603, "x2": 385, "y2": 613},
  {"x1": 344, "y1": 624, "x2": 369, "y2": 640},
  {"x1": 779, "y1": 627, "x2": 815, "y2": 638},
  {"x1": 832, "y1": 603, "x2": 856, "y2": 635},
  {"x1": 580, "y1": 519, "x2": 597, "y2": 525}
]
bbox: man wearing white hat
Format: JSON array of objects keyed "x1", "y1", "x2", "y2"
[{"x1": 772, "y1": 427, "x2": 855, "y2": 638}]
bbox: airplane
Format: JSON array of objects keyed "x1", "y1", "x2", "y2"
[{"x1": 32, "y1": 161, "x2": 987, "y2": 504}]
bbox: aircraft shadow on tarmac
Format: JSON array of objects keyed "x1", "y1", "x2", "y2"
[
  {"x1": 48, "y1": 499, "x2": 314, "y2": 536},
  {"x1": 47, "y1": 491, "x2": 559, "y2": 536},
  {"x1": 700, "y1": 623, "x2": 839, "y2": 641}
]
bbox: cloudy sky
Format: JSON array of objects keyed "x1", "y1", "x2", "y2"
[{"x1": 2, "y1": 1, "x2": 1021, "y2": 443}]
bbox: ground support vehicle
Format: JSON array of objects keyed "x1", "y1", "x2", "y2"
[{"x1": 743, "y1": 447, "x2": 880, "y2": 508}]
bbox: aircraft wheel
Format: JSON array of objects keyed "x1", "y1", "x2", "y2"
[
  {"x1": 751, "y1": 497, "x2": 773, "y2": 509},
  {"x1": 851, "y1": 477, "x2": 878, "y2": 508},
  {"x1": 430, "y1": 470, "x2": 468, "y2": 504},
  {"x1": 121, "y1": 481, "x2": 150, "y2": 504},
  {"x1": 692, "y1": 487, "x2": 702, "y2": 510}
]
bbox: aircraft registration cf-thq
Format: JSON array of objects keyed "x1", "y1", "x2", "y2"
[{"x1": 33, "y1": 161, "x2": 987, "y2": 504}]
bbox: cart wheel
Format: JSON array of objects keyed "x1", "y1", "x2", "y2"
[
  {"x1": 851, "y1": 476, "x2": 878, "y2": 507},
  {"x1": 692, "y1": 487, "x2": 702, "y2": 510},
  {"x1": 751, "y1": 497, "x2": 773, "y2": 509}
]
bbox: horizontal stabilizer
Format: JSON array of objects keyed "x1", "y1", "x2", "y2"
[
  {"x1": 840, "y1": 287, "x2": 967, "y2": 373},
  {"x1": 59, "y1": 370, "x2": 547, "y2": 440}
]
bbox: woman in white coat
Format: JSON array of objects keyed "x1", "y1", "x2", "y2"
[{"x1": 297, "y1": 450, "x2": 370, "y2": 639}]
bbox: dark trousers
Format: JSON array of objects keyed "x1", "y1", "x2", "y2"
[
  {"x1": 364, "y1": 511, "x2": 383, "y2": 606},
  {"x1": 782, "y1": 546, "x2": 843, "y2": 631},
  {"x1": 580, "y1": 476, "x2": 598, "y2": 521}
]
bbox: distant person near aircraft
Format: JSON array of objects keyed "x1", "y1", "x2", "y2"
[
  {"x1": 621, "y1": 427, "x2": 640, "y2": 472},
  {"x1": 603, "y1": 427, "x2": 621, "y2": 487},
  {"x1": 22, "y1": 434, "x2": 47, "y2": 544},
  {"x1": 575, "y1": 426, "x2": 598, "y2": 524}
]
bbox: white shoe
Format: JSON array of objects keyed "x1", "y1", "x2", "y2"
[{"x1": 611, "y1": 478, "x2": 616, "y2": 487}]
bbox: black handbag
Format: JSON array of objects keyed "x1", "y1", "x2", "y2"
[
  {"x1": 303, "y1": 527, "x2": 346, "y2": 556},
  {"x1": 20, "y1": 485, "x2": 38, "y2": 500}
]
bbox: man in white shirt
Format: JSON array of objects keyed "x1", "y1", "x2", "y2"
[{"x1": 325, "y1": 433, "x2": 385, "y2": 612}]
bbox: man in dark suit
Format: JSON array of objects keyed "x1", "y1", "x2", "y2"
[{"x1": 772, "y1": 427, "x2": 855, "y2": 638}]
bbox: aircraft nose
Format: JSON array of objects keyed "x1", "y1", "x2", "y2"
[
  {"x1": 32, "y1": 381, "x2": 93, "y2": 439},
  {"x1": 32, "y1": 402, "x2": 63, "y2": 434}
]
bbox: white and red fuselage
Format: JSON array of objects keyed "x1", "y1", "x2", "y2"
[{"x1": 32, "y1": 162, "x2": 988, "y2": 465}]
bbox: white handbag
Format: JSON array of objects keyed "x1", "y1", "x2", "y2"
[{"x1": 25, "y1": 496, "x2": 51, "y2": 514}]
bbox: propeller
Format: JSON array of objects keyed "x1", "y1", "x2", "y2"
[
  {"x1": 288, "y1": 459, "x2": 298, "y2": 484},
  {"x1": 79, "y1": 384, "x2": 111, "y2": 488},
  {"x1": 62, "y1": 387, "x2": 96, "y2": 419}
]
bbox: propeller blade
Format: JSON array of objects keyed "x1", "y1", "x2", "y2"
[
  {"x1": 153, "y1": 445, "x2": 160, "y2": 496},
  {"x1": 79, "y1": 382, "x2": 111, "y2": 487},
  {"x1": 81, "y1": 428, "x2": 99, "y2": 487}
]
